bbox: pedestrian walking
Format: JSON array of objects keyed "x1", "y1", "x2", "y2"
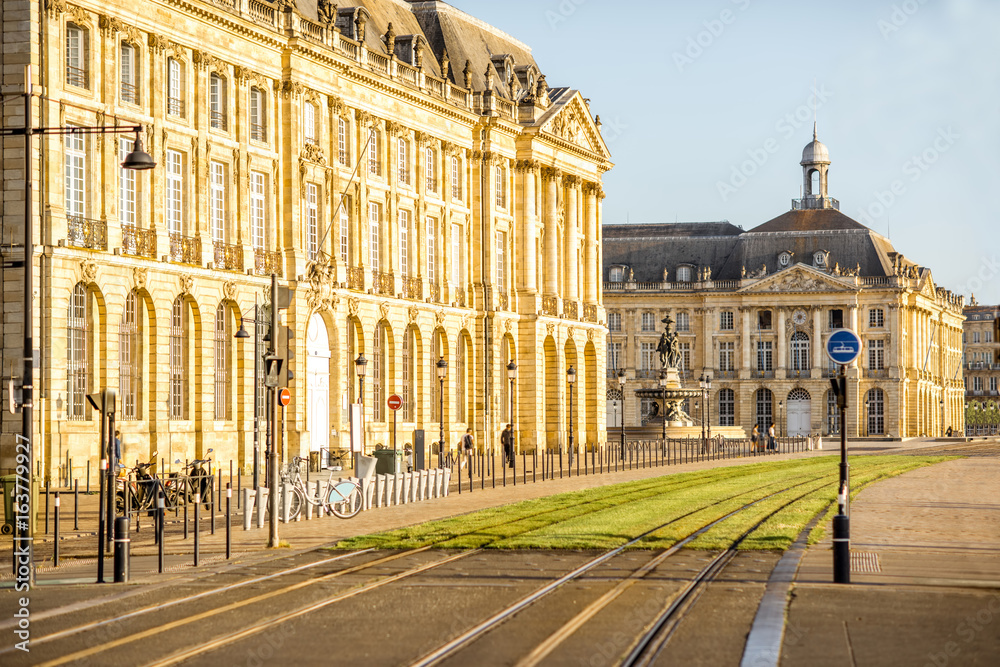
[
  {"x1": 751, "y1": 424, "x2": 760, "y2": 451},
  {"x1": 459, "y1": 428, "x2": 474, "y2": 469},
  {"x1": 501, "y1": 424, "x2": 514, "y2": 468},
  {"x1": 767, "y1": 422, "x2": 776, "y2": 450}
]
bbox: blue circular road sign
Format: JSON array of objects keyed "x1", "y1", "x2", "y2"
[{"x1": 826, "y1": 329, "x2": 862, "y2": 365}]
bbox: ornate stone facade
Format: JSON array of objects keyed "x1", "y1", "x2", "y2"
[{"x1": 0, "y1": 0, "x2": 611, "y2": 480}]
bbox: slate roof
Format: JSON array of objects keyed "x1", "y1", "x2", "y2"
[{"x1": 604, "y1": 209, "x2": 912, "y2": 283}]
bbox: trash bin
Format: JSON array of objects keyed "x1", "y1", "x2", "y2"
[
  {"x1": 1, "y1": 474, "x2": 18, "y2": 535},
  {"x1": 371, "y1": 449, "x2": 403, "y2": 475}
]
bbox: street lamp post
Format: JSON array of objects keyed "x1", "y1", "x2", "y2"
[
  {"x1": 234, "y1": 300, "x2": 265, "y2": 491},
  {"x1": 507, "y1": 360, "x2": 517, "y2": 463},
  {"x1": 705, "y1": 375, "x2": 712, "y2": 444},
  {"x1": 699, "y1": 375, "x2": 706, "y2": 450},
  {"x1": 436, "y1": 356, "x2": 448, "y2": 467},
  {"x1": 355, "y1": 353, "x2": 367, "y2": 473},
  {"x1": 659, "y1": 369, "x2": 669, "y2": 442},
  {"x1": 617, "y1": 369, "x2": 627, "y2": 460},
  {"x1": 5, "y1": 66, "x2": 156, "y2": 586},
  {"x1": 778, "y1": 400, "x2": 784, "y2": 438},
  {"x1": 567, "y1": 366, "x2": 576, "y2": 472}
]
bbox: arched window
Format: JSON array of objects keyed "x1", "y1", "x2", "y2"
[
  {"x1": 303, "y1": 102, "x2": 317, "y2": 144},
  {"x1": 456, "y1": 335, "x2": 467, "y2": 423},
  {"x1": 367, "y1": 128, "x2": 381, "y2": 176},
  {"x1": 790, "y1": 331, "x2": 810, "y2": 371},
  {"x1": 250, "y1": 87, "x2": 266, "y2": 142},
  {"x1": 337, "y1": 116, "x2": 350, "y2": 165},
  {"x1": 119, "y1": 292, "x2": 142, "y2": 421},
  {"x1": 431, "y1": 330, "x2": 444, "y2": 422},
  {"x1": 826, "y1": 389, "x2": 840, "y2": 434},
  {"x1": 755, "y1": 388, "x2": 773, "y2": 433},
  {"x1": 373, "y1": 322, "x2": 385, "y2": 422},
  {"x1": 810, "y1": 169, "x2": 820, "y2": 195},
  {"x1": 402, "y1": 327, "x2": 415, "y2": 422},
  {"x1": 67, "y1": 283, "x2": 89, "y2": 420},
  {"x1": 867, "y1": 388, "x2": 885, "y2": 435},
  {"x1": 66, "y1": 23, "x2": 88, "y2": 88},
  {"x1": 209, "y1": 73, "x2": 227, "y2": 130},
  {"x1": 170, "y1": 297, "x2": 188, "y2": 420},
  {"x1": 120, "y1": 42, "x2": 138, "y2": 104},
  {"x1": 718, "y1": 388, "x2": 735, "y2": 426},
  {"x1": 214, "y1": 304, "x2": 231, "y2": 420},
  {"x1": 167, "y1": 58, "x2": 184, "y2": 117}
]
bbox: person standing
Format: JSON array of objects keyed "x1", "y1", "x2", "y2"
[
  {"x1": 501, "y1": 424, "x2": 514, "y2": 468},
  {"x1": 767, "y1": 422, "x2": 776, "y2": 451},
  {"x1": 751, "y1": 424, "x2": 760, "y2": 451},
  {"x1": 460, "y1": 428, "x2": 474, "y2": 469}
]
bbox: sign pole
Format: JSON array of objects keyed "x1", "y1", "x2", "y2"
[{"x1": 826, "y1": 328, "x2": 860, "y2": 585}]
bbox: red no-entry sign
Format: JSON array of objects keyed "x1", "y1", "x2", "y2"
[
  {"x1": 279, "y1": 388, "x2": 291, "y2": 407},
  {"x1": 387, "y1": 394, "x2": 403, "y2": 411}
]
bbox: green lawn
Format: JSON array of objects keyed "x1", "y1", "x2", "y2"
[{"x1": 332, "y1": 455, "x2": 953, "y2": 552}]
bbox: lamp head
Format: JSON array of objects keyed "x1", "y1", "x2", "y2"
[
  {"x1": 436, "y1": 355, "x2": 448, "y2": 379},
  {"x1": 355, "y1": 353, "x2": 368, "y2": 378},
  {"x1": 617, "y1": 368, "x2": 626, "y2": 386},
  {"x1": 120, "y1": 132, "x2": 156, "y2": 170},
  {"x1": 507, "y1": 359, "x2": 517, "y2": 380},
  {"x1": 234, "y1": 321, "x2": 250, "y2": 339},
  {"x1": 567, "y1": 366, "x2": 576, "y2": 384}
]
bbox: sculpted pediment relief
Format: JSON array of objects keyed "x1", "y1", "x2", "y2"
[
  {"x1": 740, "y1": 265, "x2": 854, "y2": 294},
  {"x1": 540, "y1": 93, "x2": 610, "y2": 159}
]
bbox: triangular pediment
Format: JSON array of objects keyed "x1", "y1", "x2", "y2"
[
  {"x1": 739, "y1": 264, "x2": 856, "y2": 294},
  {"x1": 919, "y1": 270, "x2": 937, "y2": 298},
  {"x1": 538, "y1": 92, "x2": 611, "y2": 159}
]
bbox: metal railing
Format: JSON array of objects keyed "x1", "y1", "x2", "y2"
[
  {"x1": 347, "y1": 266, "x2": 365, "y2": 291},
  {"x1": 67, "y1": 216, "x2": 107, "y2": 250},
  {"x1": 254, "y1": 248, "x2": 282, "y2": 277},
  {"x1": 121, "y1": 225, "x2": 156, "y2": 259},
  {"x1": 564, "y1": 300, "x2": 578, "y2": 320},
  {"x1": 453, "y1": 286, "x2": 466, "y2": 307},
  {"x1": 864, "y1": 368, "x2": 888, "y2": 379},
  {"x1": 791, "y1": 196, "x2": 840, "y2": 210},
  {"x1": 66, "y1": 65, "x2": 87, "y2": 88},
  {"x1": 121, "y1": 82, "x2": 138, "y2": 105},
  {"x1": 210, "y1": 110, "x2": 227, "y2": 131},
  {"x1": 428, "y1": 281, "x2": 441, "y2": 303},
  {"x1": 373, "y1": 270, "x2": 394, "y2": 296},
  {"x1": 250, "y1": 123, "x2": 266, "y2": 142},
  {"x1": 403, "y1": 276, "x2": 423, "y2": 300},
  {"x1": 169, "y1": 232, "x2": 201, "y2": 265},
  {"x1": 583, "y1": 304, "x2": 598, "y2": 323},
  {"x1": 167, "y1": 97, "x2": 184, "y2": 117},
  {"x1": 213, "y1": 241, "x2": 244, "y2": 271},
  {"x1": 542, "y1": 295, "x2": 558, "y2": 316}
]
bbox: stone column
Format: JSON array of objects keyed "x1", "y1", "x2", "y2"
[
  {"x1": 563, "y1": 175, "x2": 579, "y2": 303},
  {"x1": 520, "y1": 161, "x2": 537, "y2": 293},
  {"x1": 813, "y1": 308, "x2": 824, "y2": 373},
  {"x1": 584, "y1": 182, "x2": 598, "y2": 304},
  {"x1": 542, "y1": 167, "x2": 560, "y2": 295},
  {"x1": 776, "y1": 308, "x2": 787, "y2": 377},
  {"x1": 740, "y1": 307, "x2": 752, "y2": 376}
]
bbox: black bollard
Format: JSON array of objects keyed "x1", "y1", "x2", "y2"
[
  {"x1": 87, "y1": 460, "x2": 91, "y2": 494},
  {"x1": 113, "y1": 516, "x2": 129, "y2": 583},
  {"x1": 97, "y1": 458, "x2": 107, "y2": 583},
  {"x1": 210, "y1": 476, "x2": 216, "y2": 536},
  {"x1": 226, "y1": 483, "x2": 232, "y2": 559},
  {"x1": 833, "y1": 514, "x2": 850, "y2": 584},
  {"x1": 183, "y1": 478, "x2": 189, "y2": 540},
  {"x1": 194, "y1": 492, "x2": 200, "y2": 567},
  {"x1": 44, "y1": 481, "x2": 49, "y2": 534},
  {"x1": 237, "y1": 472, "x2": 241, "y2": 510},
  {"x1": 157, "y1": 494, "x2": 165, "y2": 574},
  {"x1": 53, "y1": 492, "x2": 60, "y2": 567},
  {"x1": 74, "y1": 479, "x2": 79, "y2": 531}
]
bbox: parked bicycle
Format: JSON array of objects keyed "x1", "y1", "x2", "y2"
[
  {"x1": 283, "y1": 454, "x2": 362, "y2": 520},
  {"x1": 167, "y1": 449, "x2": 214, "y2": 509},
  {"x1": 116, "y1": 451, "x2": 159, "y2": 515}
]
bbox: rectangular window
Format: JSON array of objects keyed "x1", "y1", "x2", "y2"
[
  {"x1": 250, "y1": 171, "x2": 266, "y2": 250},
  {"x1": 427, "y1": 216, "x2": 437, "y2": 284},
  {"x1": 210, "y1": 73, "x2": 227, "y2": 131},
  {"x1": 495, "y1": 164, "x2": 506, "y2": 208},
  {"x1": 369, "y1": 202, "x2": 380, "y2": 273},
  {"x1": 306, "y1": 183, "x2": 319, "y2": 260},
  {"x1": 398, "y1": 210, "x2": 410, "y2": 277},
  {"x1": 398, "y1": 138, "x2": 409, "y2": 185},
  {"x1": 641, "y1": 313, "x2": 655, "y2": 332},
  {"x1": 868, "y1": 339, "x2": 885, "y2": 370},
  {"x1": 719, "y1": 341, "x2": 735, "y2": 371},
  {"x1": 120, "y1": 43, "x2": 137, "y2": 104},
  {"x1": 680, "y1": 342, "x2": 691, "y2": 372},
  {"x1": 608, "y1": 342, "x2": 622, "y2": 371},
  {"x1": 451, "y1": 156, "x2": 461, "y2": 199},
  {"x1": 250, "y1": 87, "x2": 265, "y2": 142},
  {"x1": 987, "y1": 330, "x2": 994, "y2": 343},
  {"x1": 608, "y1": 312, "x2": 621, "y2": 332},
  {"x1": 718, "y1": 389, "x2": 735, "y2": 426},
  {"x1": 303, "y1": 103, "x2": 316, "y2": 144},
  {"x1": 973, "y1": 376, "x2": 983, "y2": 392},
  {"x1": 640, "y1": 342, "x2": 656, "y2": 371},
  {"x1": 210, "y1": 161, "x2": 226, "y2": 244},
  {"x1": 496, "y1": 230, "x2": 507, "y2": 295},
  {"x1": 170, "y1": 299, "x2": 187, "y2": 420},
  {"x1": 214, "y1": 307, "x2": 231, "y2": 420},
  {"x1": 829, "y1": 309, "x2": 844, "y2": 329},
  {"x1": 65, "y1": 132, "x2": 85, "y2": 217},
  {"x1": 991, "y1": 377, "x2": 998, "y2": 393},
  {"x1": 66, "y1": 24, "x2": 87, "y2": 88},
  {"x1": 758, "y1": 310, "x2": 772, "y2": 330},
  {"x1": 165, "y1": 149, "x2": 183, "y2": 235},
  {"x1": 167, "y1": 58, "x2": 184, "y2": 117},
  {"x1": 338, "y1": 117, "x2": 349, "y2": 165},
  {"x1": 757, "y1": 340, "x2": 773, "y2": 371},
  {"x1": 451, "y1": 223, "x2": 462, "y2": 286},
  {"x1": 425, "y1": 147, "x2": 436, "y2": 192},
  {"x1": 339, "y1": 199, "x2": 350, "y2": 263},
  {"x1": 368, "y1": 129, "x2": 380, "y2": 176},
  {"x1": 118, "y1": 138, "x2": 136, "y2": 225},
  {"x1": 973, "y1": 331, "x2": 981, "y2": 344},
  {"x1": 869, "y1": 308, "x2": 885, "y2": 328},
  {"x1": 67, "y1": 286, "x2": 88, "y2": 420},
  {"x1": 676, "y1": 312, "x2": 690, "y2": 332},
  {"x1": 720, "y1": 311, "x2": 734, "y2": 330}
]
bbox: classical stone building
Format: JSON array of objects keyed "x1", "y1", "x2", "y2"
[
  {"x1": 603, "y1": 131, "x2": 964, "y2": 439},
  {"x1": 0, "y1": 0, "x2": 611, "y2": 482},
  {"x1": 962, "y1": 302, "x2": 1000, "y2": 412}
]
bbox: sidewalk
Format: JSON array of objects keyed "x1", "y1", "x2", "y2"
[
  {"x1": 1, "y1": 437, "x2": 965, "y2": 586},
  {"x1": 784, "y1": 442, "x2": 1000, "y2": 665}
]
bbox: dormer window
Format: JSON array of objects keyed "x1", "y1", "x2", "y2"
[
  {"x1": 676, "y1": 265, "x2": 693, "y2": 282},
  {"x1": 609, "y1": 266, "x2": 626, "y2": 283},
  {"x1": 813, "y1": 250, "x2": 828, "y2": 268},
  {"x1": 779, "y1": 251, "x2": 792, "y2": 268}
]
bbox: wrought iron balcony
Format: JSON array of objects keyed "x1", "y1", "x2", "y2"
[
  {"x1": 403, "y1": 276, "x2": 422, "y2": 300},
  {"x1": 372, "y1": 270, "x2": 394, "y2": 296},
  {"x1": 120, "y1": 82, "x2": 138, "y2": 105},
  {"x1": 347, "y1": 266, "x2": 365, "y2": 291},
  {"x1": 497, "y1": 290, "x2": 509, "y2": 311},
  {"x1": 453, "y1": 286, "x2": 466, "y2": 307},
  {"x1": 564, "y1": 300, "x2": 578, "y2": 320},
  {"x1": 254, "y1": 248, "x2": 282, "y2": 277},
  {"x1": 66, "y1": 66, "x2": 87, "y2": 88},
  {"x1": 583, "y1": 304, "x2": 598, "y2": 323},
  {"x1": 751, "y1": 369, "x2": 775, "y2": 379},
  {"x1": 121, "y1": 225, "x2": 156, "y2": 259},
  {"x1": 542, "y1": 295, "x2": 558, "y2": 317},
  {"x1": 250, "y1": 123, "x2": 266, "y2": 142},
  {"x1": 167, "y1": 97, "x2": 184, "y2": 117},
  {"x1": 169, "y1": 232, "x2": 201, "y2": 265},
  {"x1": 428, "y1": 281, "x2": 441, "y2": 303},
  {"x1": 213, "y1": 241, "x2": 244, "y2": 271},
  {"x1": 210, "y1": 110, "x2": 227, "y2": 131},
  {"x1": 67, "y1": 216, "x2": 107, "y2": 250}
]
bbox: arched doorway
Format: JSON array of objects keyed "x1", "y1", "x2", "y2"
[
  {"x1": 307, "y1": 314, "x2": 331, "y2": 465},
  {"x1": 786, "y1": 388, "x2": 811, "y2": 436}
]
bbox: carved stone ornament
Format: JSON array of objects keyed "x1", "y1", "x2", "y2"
[
  {"x1": 408, "y1": 306, "x2": 419, "y2": 323},
  {"x1": 587, "y1": 328, "x2": 595, "y2": 342},
  {"x1": 305, "y1": 260, "x2": 336, "y2": 313},
  {"x1": 379, "y1": 302, "x2": 390, "y2": 321},
  {"x1": 223, "y1": 281, "x2": 238, "y2": 302},
  {"x1": 281, "y1": 79, "x2": 304, "y2": 99},
  {"x1": 761, "y1": 271, "x2": 830, "y2": 293},
  {"x1": 504, "y1": 318, "x2": 513, "y2": 333},
  {"x1": 327, "y1": 94, "x2": 344, "y2": 114},
  {"x1": 460, "y1": 315, "x2": 469, "y2": 331},
  {"x1": 66, "y1": 4, "x2": 89, "y2": 26},
  {"x1": 347, "y1": 297, "x2": 359, "y2": 318},
  {"x1": 435, "y1": 309, "x2": 446, "y2": 326},
  {"x1": 300, "y1": 142, "x2": 326, "y2": 166},
  {"x1": 179, "y1": 274, "x2": 194, "y2": 296},
  {"x1": 148, "y1": 32, "x2": 170, "y2": 53},
  {"x1": 132, "y1": 267, "x2": 148, "y2": 291},
  {"x1": 317, "y1": 0, "x2": 337, "y2": 27},
  {"x1": 354, "y1": 109, "x2": 372, "y2": 127},
  {"x1": 45, "y1": 0, "x2": 66, "y2": 18},
  {"x1": 546, "y1": 322, "x2": 555, "y2": 337},
  {"x1": 80, "y1": 259, "x2": 98, "y2": 284}
]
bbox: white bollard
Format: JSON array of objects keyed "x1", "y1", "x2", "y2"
[
  {"x1": 243, "y1": 488, "x2": 254, "y2": 531},
  {"x1": 443, "y1": 468, "x2": 451, "y2": 496},
  {"x1": 256, "y1": 488, "x2": 268, "y2": 528},
  {"x1": 394, "y1": 473, "x2": 403, "y2": 505}
]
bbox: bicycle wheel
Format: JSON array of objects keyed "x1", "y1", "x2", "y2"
[
  {"x1": 327, "y1": 481, "x2": 363, "y2": 519},
  {"x1": 285, "y1": 485, "x2": 305, "y2": 521}
]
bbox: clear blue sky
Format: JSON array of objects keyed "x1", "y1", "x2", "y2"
[{"x1": 460, "y1": 0, "x2": 999, "y2": 304}]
